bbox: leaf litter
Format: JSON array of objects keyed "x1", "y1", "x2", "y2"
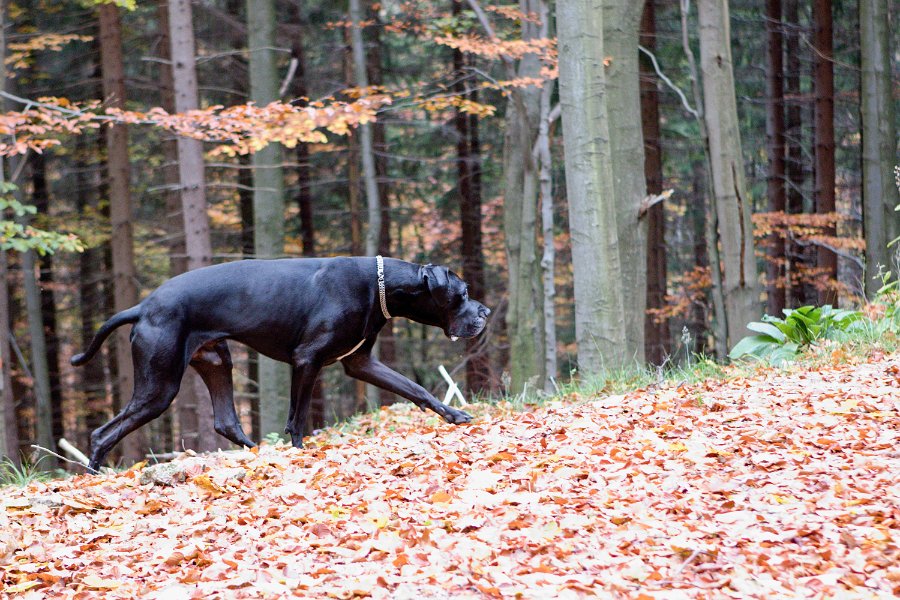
[{"x1": 1, "y1": 355, "x2": 898, "y2": 598}]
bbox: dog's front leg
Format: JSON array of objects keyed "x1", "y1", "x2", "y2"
[
  {"x1": 285, "y1": 351, "x2": 324, "y2": 448},
  {"x1": 342, "y1": 353, "x2": 472, "y2": 424}
]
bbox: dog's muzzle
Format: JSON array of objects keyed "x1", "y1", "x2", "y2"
[{"x1": 449, "y1": 304, "x2": 491, "y2": 340}]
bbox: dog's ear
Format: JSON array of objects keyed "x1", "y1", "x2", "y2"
[{"x1": 423, "y1": 264, "x2": 453, "y2": 307}]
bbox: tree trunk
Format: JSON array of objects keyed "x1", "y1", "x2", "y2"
[
  {"x1": 765, "y1": 0, "x2": 786, "y2": 316},
  {"x1": 503, "y1": 0, "x2": 545, "y2": 393},
  {"x1": 350, "y1": 0, "x2": 382, "y2": 412},
  {"x1": 19, "y1": 200, "x2": 54, "y2": 462},
  {"x1": 453, "y1": 1, "x2": 489, "y2": 394},
  {"x1": 537, "y1": 79, "x2": 556, "y2": 391},
  {"x1": 783, "y1": 0, "x2": 805, "y2": 307},
  {"x1": 167, "y1": 0, "x2": 218, "y2": 452},
  {"x1": 689, "y1": 160, "x2": 709, "y2": 355},
  {"x1": 697, "y1": 0, "x2": 760, "y2": 349},
  {"x1": 247, "y1": 0, "x2": 290, "y2": 437},
  {"x1": 98, "y1": 1, "x2": 146, "y2": 464},
  {"x1": 349, "y1": 0, "x2": 381, "y2": 259},
  {"x1": 31, "y1": 154, "x2": 65, "y2": 449},
  {"x1": 557, "y1": 0, "x2": 628, "y2": 373},
  {"x1": 366, "y1": 4, "x2": 396, "y2": 405},
  {"x1": 640, "y1": 0, "x2": 669, "y2": 365},
  {"x1": 813, "y1": 0, "x2": 837, "y2": 305},
  {"x1": 0, "y1": 7, "x2": 18, "y2": 463},
  {"x1": 74, "y1": 135, "x2": 109, "y2": 457},
  {"x1": 860, "y1": 0, "x2": 899, "y2": 294},
  {"x1": 604, "y1": 0, "x2": 648, "y2": 364},
  {"x1": 0, "y1": 247, "x2": 18, "y2": 462}
]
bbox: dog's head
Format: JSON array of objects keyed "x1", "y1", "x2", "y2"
[{"x1": 420, "y1": 264, "x2": 490, "y2": 340}]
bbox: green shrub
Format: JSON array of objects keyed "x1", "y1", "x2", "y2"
[{"x1": 729, "y1": 305, "x2": 864, "y2": 366}]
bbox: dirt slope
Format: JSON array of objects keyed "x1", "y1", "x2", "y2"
[{"x1": 2, "y1": 354, "x2": 899, "y2": 598}]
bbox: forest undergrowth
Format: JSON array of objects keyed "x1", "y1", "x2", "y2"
[{"x1": 2, "y1": 333, "x2": 898, "y2": 598}]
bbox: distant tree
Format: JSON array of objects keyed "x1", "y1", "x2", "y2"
[
  {"x1": 697, "y1": 0, "x2": 760, "y2": 349},
  {"x1": 765, "y1": 0, "x2": 787, "y2": 316},
  {"x1": 452, "y1": 0, "x2": 488, "y2": 393},
  {"x1": 247, "y1": 0, "x2": 289, "y2": 437},
  {"x1": 98, "y1": 0, "x2": 146, "y2": 464},
  {"x1": 640, "y1": 0, "x2": 670, "y2": 365},
  {"x1": 813, "y1": 0, "x2": 837, "y2": 305},
  {"x1": 860, "y1": 0, "x2": 899, "y2": 293},
  {"x1": 166, "y1": 0, "x2": 217, "y2": 453}
]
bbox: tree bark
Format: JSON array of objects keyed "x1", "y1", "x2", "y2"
[
  {"x1": 765, "y1": 0, "x2": 786, "y2": 316},
  {"x1": 0, "y1": 6, "x2": 18, "y2": 463},
  {"x1": 860, "y1": 0, "x2": 899, "y2": 295},
  {"x1": 640, "y1": 0, "x2": 669, "y2": 365},
  {"x1": 349, "y1": 0, "x2": 380, "y2": 258},
  {"x1": 557, "y1": 0, "x2": 628, "y2": 373},
  {"x1": 74, "y1": 135, "x2": 109, "y2": 457},
  {"x1": 697, "y1": 0, "x2": 761, "y2": 349},
  {"x1": 248, "y1": 0, "x2": 290, "y2": 436},
  {"x1": 604, "y1": 0, "x2": 648, "y2": 364},
  {"x1": 98, "y1": 1, "x2": 146, "y2": 464},
  {"x1": 0, "y1": 248, "x2": 18, "y2": 462},
  {"x1": 453, "y1": 1, "x2": 489, "y2": 394},
  {"x1": 167, "y1": 0, "x2": 218, "y2": 452},
  {"x1": 503, "y1": 0, "x2": 545, "y2": 392},
  {"x1": 31, "y1": 154, "x2": 65, "y2": 448},
  {"x1": 813, "y1": 0, "x2": 837, "y2": 305},
  {"x1": 783, "y1": 0, "x2": 806, "y2": 307},
  {"x1": 18, "y1": 189, "x2": 54, "y2": 462}
]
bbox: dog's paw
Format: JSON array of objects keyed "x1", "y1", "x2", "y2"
[{"x1": 443, "y1": 409, "x2": 473, "y2": 425}]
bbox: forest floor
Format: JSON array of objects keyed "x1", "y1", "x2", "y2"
[{"x1": 1, "y1": 348, "x2": 899, "y2": 599}]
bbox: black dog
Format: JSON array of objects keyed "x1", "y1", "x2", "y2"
[{"x1": 72, "y1": 256, "x2": 490, "y2": 472}]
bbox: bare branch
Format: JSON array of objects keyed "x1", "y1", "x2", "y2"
[{"x1": 638, "y1": 45, "x2": 698, "y2": 118}]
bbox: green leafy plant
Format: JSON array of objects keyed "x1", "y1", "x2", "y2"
[
  {"x1": 729, "y1": 305, "x2": 864, "y2": 366},
  {"x1": 1, "y1": 183, "x2": 84, "y2": 255}
]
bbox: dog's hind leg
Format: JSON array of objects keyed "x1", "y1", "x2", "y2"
[
  {"x1": 190, "y1": 341, "x2": 255, "y2": 448},
  {"x1": 87, "y1": 336, "x2": 183, "y2": 472}
]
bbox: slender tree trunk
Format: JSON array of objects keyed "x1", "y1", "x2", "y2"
[
  {"x1": 557, "y1": 0, "x2": 628, "y2": 373},
  {"x1": 503, "y1": 0, "x2": 545, "y2": 392},
  {"x1": 604, "y1": 0, "x2": 648, "y2": 364},
  {"x1": 98, "y1": 2, "x2": 146, "y2": 464},
  {"x1": 697, "y1": 0, "x2": 761, "y2": 349},
  {"x1": 19, "y1": 193, "x2": 54, "y2": 462},
  {"x1": 783, "y1": 0, "x2": 805, "y2": 307},
  {"x1": 537, "y1": 79, "x2": 556, "y2": 391},
  {"x1": 680, "y1": 0, "x2": 727, "y2": 356},
  {"x1": 248, "y1": 0, "x2": 290, "y2": 436},
  {"x1": 349, "y1": 0, "x2": 381, "y2": 259},
  {"x1": 0, "y1": 247, "x2": 17, "y2": 462},
  {"x1": 532, "y1": 0, "x2": 556, "y2": 391},
  {"x1": 31, "y1": 154, "x2": 65, "y2": 449},
  {"x1": 453, "y1": 1, "x2": 489, "y2": 394},
  {"x1": 367, "y1": 5, "x2": 396, "y2": 405},
  {"x1": 860, "y1": 0, "x2": 899, "y2": 293},
  {"x1": 765, "y1": 0, "x2": 787, "y2": 316},
  {"x1": 292, "y1": 40, "x2": 315, "y2": 258},
  {"x1": 813, "y1": 0, "x2": 837, "y2": 305},
  {"x1": 640, "y1": 0, "x2": 669, "y2": 365},
  {"x1": 350, "y1": 0, "x2": 381, "y2": 412},
  {"x1": 74, "y1": 135, "x2": 108, "y2": 457},
  {"x1": 0, "y1": 5, "x2": 17, "y2": 463},
  {"x1": 168, "y1": 0, "x2": 218, "y2": 452},
  {"x1": 689, "y1": 160, "x2": 709, "y2": 355}
]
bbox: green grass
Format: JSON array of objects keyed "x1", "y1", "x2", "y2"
[{"x1": 0, "y1": 456, "x2": 54, "y2": 487}]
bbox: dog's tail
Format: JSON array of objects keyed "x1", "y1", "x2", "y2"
[{"x1": 70, "y1": 305, "x2": 142, "y2": 367}]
